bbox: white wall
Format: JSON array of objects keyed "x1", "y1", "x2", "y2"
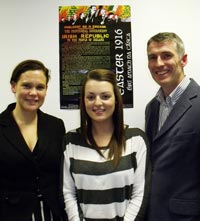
[{"x1": 0, "y1": 0, "x2": 200, "y2": 132}]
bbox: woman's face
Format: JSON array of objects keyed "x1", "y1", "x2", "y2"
[
  {"x1": 84, "y1": 79, "x2": 116, "y2": 124},
  {"x1": 11, "y1": 70, "x2": 47, "y2": 112}
]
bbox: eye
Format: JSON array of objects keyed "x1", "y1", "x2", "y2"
[
  {"x1": 101, "y1": 94, "x2": 111, "y2": 100},
  {"x1": 22, "y1": 83, "x2": 31, "y2": 89},
  {"x1": 148, "y1": 55, "x2": 157, "y2": 61},
  {"x1": 162, "y1": 53, "x2": 173, "y2": 59},
  {"x1": 86, "y1": 94, "x2": 95, "y2": 101},
  {"x1": 36, "y1": 85, "x2": 46, "y2": 91}
]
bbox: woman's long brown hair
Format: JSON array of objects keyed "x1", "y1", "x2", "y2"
[{"x1": 79, "y1": 69, "x2": 125, "y2": 166}]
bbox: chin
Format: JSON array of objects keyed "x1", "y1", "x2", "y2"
[
  {"x1": 24, "y1": 105, "x2": 39, "y2": 111},
  {"x1": 92, "y1": 117, "x2": 106, "y2": 122}
]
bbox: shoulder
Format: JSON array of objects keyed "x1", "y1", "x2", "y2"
[
  {"x1": 38, "y1": 110, "x2": 65, "y2": 133},
  {"x1": 188, "y1": 78, "x2": 200, "y2": 94},
  {"x1": 65, "y1": 128, "x2": 78, "y2": 138},
  {"x1": 63, "y1": 128, "x2": 88, "y2": 153},
  {"x1": 189, "y1": 78, "x2": 200, "y2": 87},
  {"x1": 0, "y1": 103, "x2": 15, "y2": 125},
  {"x1": 178, "y1": 78, "x2": 200, "y2": 103},
  {"x1": 64, "y1": 128, "x2": 82, "y2": 145},
  {"x1": 146, "y1": 96, "x2": 158, "y2": 110},
  {"x1": 125, "y1": 127, "x2": 149, "y2": 146},
  {"x1": 38, "y1": 109, "x2": 64, "y2": 124},
  {"x1": 125, "y1": 127, "x2": 146, "y2": 139}
]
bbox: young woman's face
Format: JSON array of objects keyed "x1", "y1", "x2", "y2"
[
  {"x1": 11, "y1": 70, "x2": 47, "y2": 112},
  {"x1": 84, "y1": 79, "x2": 116, "y2": 124}
]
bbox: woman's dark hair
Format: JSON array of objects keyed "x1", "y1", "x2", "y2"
[
  {"x1": 10, "y1": 59, "x2": 50, "y2": 84},
  {"x1": 80, "y1": 69, "x2": 125, "y2": 166}
]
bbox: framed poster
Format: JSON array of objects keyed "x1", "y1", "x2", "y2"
[{"x1": 59, "y1": 5, "x2": 133, "y2": 109}]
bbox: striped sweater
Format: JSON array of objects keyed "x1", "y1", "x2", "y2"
[{"x1": 61, "y1": 127, "x2": 150, "y2": 221}]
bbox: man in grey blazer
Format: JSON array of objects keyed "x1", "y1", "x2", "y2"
[{"x1": 145, "y1": 32, "x2": 200, "y2": 220}]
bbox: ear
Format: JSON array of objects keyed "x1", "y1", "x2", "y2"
[
  {"x1": 180, "y1": 54, "x2": 188, "y2": 67},
  {"x1": 10, "y1": 81, "x2": 16, "y2": 93}
]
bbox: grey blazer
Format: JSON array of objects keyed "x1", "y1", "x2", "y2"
[{"x1": 145, "y1": 79, "x2": 200, "y2": 221}]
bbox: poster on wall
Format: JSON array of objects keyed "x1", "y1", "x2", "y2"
[{"x1": 59, "y1": 5, "x2": 133, "y2": 109}]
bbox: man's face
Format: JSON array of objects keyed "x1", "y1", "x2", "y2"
[{"x1": 147, "y1": 40, "x2": 187, "y2": 95}]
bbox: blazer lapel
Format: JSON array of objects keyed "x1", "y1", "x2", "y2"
[
  {"x1": 35, "y1": 111, "x2": 50, "y2": 160},
  {"x1": 154, "y1": 79, "x2": 197, "y2": 141},
  {"x1": 146, "y1": 99, "x2": 160, "y2": 143},
  {"x1": 2, "y1": 117, "x2": 37, "y2": 163},
  {"x1": 155, "y1": 99, "x2": 192, "y2": 140}
]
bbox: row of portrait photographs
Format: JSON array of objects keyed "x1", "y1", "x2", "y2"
[{"x1": 59, "y1": 5, "x2": 131, "y2": 26}]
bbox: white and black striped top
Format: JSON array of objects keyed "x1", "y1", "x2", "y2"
[{"x1": 62, "y1": 127, "x2": 150, "y2": 221}]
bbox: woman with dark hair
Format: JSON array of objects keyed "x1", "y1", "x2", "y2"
[
  {"x1": 0, "y1": 60, "x2": 67, "y2": 221},
  {"x1": 61, "y1": 69, "x2": 151, "y2": 221}
]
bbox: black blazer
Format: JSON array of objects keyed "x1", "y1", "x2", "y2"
[
  {"x1": 145, "y1": 79, "x2": 200, "y2": 221},
  {"x1": 0, "y1": 103, "x2": 66, "y2": 221}
]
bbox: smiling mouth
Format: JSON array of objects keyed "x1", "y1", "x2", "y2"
[
  {"x1": 93, "y1": 109, "x2": 105, "y2": 114},
  {"x1": 156, "y1": 70, "x2": 169, "y2": 75},
  {"x1": 26, "y1": 100, "x2": 38, "y2": 104}
]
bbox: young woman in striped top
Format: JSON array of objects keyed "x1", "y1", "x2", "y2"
[{"x1": 61, "y1": 69, "x2": 151, "y2": 221}]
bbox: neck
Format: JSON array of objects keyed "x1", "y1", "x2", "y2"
[
  {"x1": 91, "y1": 120, "x2": 114, "y2": 147},
  {"x1": 92, "y1": 119, "x2": 114, "y2": 134},
  {"x1": 12, "y1": 106, "x2": 37, "y2": 125},
  {"x1": 162, "y1": 76, "x2": 185, "y2": 97}
]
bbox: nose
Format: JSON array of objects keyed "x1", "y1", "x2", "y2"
[
  {"x1": 156, "y1": 56, "x2": 164, "y2": 66},
  {"x1": 94, "y1": 96, "x2": 102, "y2": 105},
  {"x1": 29, "y1": 87, "x2": 37, "y2": 95}
]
